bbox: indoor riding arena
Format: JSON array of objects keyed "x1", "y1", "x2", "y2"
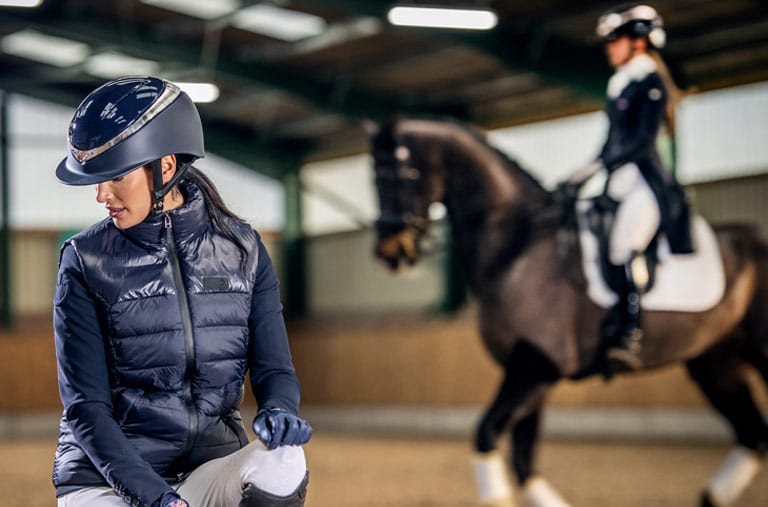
[{"x1": 2, "y1": 2, "x2": 768, "y2": 507}]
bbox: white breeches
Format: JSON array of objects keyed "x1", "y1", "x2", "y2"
[
  {"x1": 604, "y1": 163, "x2": 660, "y2": 265},
  {"x1": 57, "y1": 441, "x2": 307, "y2": 506}
]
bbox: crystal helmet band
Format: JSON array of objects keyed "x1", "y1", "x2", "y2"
[{"x1": 56, "y1": 76, "x2": 205, "y2": 187}]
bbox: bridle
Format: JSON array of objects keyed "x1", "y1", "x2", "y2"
[{"x1": 373, "y1": 132, "x2": 428, "y2": 238}]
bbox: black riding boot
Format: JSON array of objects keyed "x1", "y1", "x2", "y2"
[
  {"x1": 240, "y1": 472, "x2": 308, "y2": 507},
  {"x1": 605, "y1": 254, "x2": 645, "y2": 371}
]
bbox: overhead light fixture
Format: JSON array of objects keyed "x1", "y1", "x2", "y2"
[
  {"x1": 387, "y1": 4, "x2": 498, "y2": 30},
  {"x1": 0, "y1": 0, "x2": 43, "y2": 6},
  {"x1": 1, "y1": 29, "x2": 89, "y2": 67},
  {"x1": 174, "y1": 81, "x2": 220, "y2": 103},
  {"x1": 140, "y1": 0, "x2": 239, "y2": 20},
  {"x1": 232, "y1": 4, "x2": 326, "y2": 41},
  {"x1": 83, "y1": 51, "x2": 161, "y2": 79}
]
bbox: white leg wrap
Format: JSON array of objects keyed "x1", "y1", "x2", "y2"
[
  {"x1": 523, "y1": 476, "x2": 572, "y2": 507},
  {"x1": 472, "y1": 452, "x2": 515, "y2": 506},
  {"x1": 706, "y1": 446, "x2": 762, "y2": 506}
]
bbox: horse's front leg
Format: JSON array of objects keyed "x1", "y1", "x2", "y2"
[
  {"x1": 473, "y1": 340, "x2": 569, "y2": 507},
  {"x1": 512, "y1": 407, "x2": 572, "y2": 507}
]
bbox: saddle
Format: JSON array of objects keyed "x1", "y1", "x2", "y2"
[
  {"x1": 584, "y1": 193, "x2": 659, "y2": 296},
  {"x1": 569, "y1": 196, "x2": 725, "y2": 312}
]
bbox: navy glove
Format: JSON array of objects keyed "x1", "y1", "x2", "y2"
[
  {"x1": 252, "y1": 407, "x2": 313, "y2": 450},
  {"x1": 151, "y1": 491, "x2": 188, "y2": 507}
]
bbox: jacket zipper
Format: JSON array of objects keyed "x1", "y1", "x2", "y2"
[{"x1": 165, "y1": 213, "x2": 198, "y2": 454}]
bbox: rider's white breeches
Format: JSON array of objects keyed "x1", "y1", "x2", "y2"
[
  {"x1": 605, "y1": 163, "x2": 660, "y2": 265},
  {"x1": 57, "y1": 442, "x2": 307, "y2": 506},
  {"x1": 176, "y1": 440, "x2": 306, "y2": 504}
]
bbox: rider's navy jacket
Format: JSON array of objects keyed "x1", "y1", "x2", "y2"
[
  {"x1": 52, "y1": 180, "x2": 301, "y2": 507},
  {"x1": 599, "y1": 53, "x2": 692, "y2": 253}
]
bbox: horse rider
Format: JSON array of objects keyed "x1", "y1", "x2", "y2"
[{"x1": 560, "y1": 3, "x2": 694, "y2": 370}]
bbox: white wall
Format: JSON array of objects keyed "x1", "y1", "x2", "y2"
[
  {"x1": 677, "y1": 81, "x2": 768, "y2": 183},
  {"x1": 7, "y1": 81, "x2": 768, "y2": 235},
  {"x1": 8, "y1": 94, "x2": 284, "y2": 231},
  {"x1": 300, "y1": 154, "x2": 378, "y2": 236}
]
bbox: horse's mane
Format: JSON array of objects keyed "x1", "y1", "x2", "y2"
[{"x1": 438, "y1": 117, "x2": 548, "y2": 194}]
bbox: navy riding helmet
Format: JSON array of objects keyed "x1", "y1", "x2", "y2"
[
  {"x1": 596, "y1": 3, "x2": 666, "y2": 49},
  {"x1": 56, "y1": 76, "x2": 205, "y2": 210}
]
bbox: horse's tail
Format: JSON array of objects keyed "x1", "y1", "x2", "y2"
[{"x1": 714, "y1": 222, "x2": 768, "y2": 266}]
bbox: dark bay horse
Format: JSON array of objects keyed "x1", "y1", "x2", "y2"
[{"x1": 366, "y1": 117, "x2": 768, "y2": 507}]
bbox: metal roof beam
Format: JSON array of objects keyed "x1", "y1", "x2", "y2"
[
  {"x1": 303, "y1": 0, "x2": 608, "y2": 98},
  {"x1": 0, "y1": 9, "x2": 440, "y2": 120}
]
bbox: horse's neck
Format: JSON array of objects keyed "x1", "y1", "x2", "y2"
[
  {"x1": 422, "y1": 124, "x2": 549, "y2": 288},
  {"x1": 445, "y1": 136, "x2": 522, "y2": 209}
]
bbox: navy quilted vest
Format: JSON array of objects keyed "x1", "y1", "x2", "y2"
[{"x1": 54, "y1": 181, "x2": 259, "y2": 486}]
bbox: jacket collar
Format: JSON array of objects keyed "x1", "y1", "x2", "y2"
[
  {"x1": 120, "y1": 179, "x2": 208, "y2": 249},
  {"x1": 607, "y1": 53, "x2": 657, "y2": 99}
]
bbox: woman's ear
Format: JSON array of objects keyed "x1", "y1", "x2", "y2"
[{"x1": 161, "y1": 154, "x2": 177, "y2": 184}]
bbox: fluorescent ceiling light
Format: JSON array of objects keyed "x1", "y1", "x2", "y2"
[
  {"x1": 388, "y1": 5, "x2": 498, "y2": 30},
  {"x1": 175, "y1": 82, "x2": 220, "y2": 103},
  {"x1": 0, "y1": 0, "x2": 44, "y2": 7},
  {"x1": 232, "y1": 4, "x2": 326, "y2": 41},
  {"x1": 1, "y1": 29, "x2": 89, "y2": 67},
  {"x1": 83, "y1": 51, "x2": 161, "y2": 79},
  {"x1": 140, "y1": 0, "x2": 239, "y2": 20}
]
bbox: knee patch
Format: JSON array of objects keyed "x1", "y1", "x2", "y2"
[{"x1": 240, "y1": 472, "x2": 308, "y2": 507}]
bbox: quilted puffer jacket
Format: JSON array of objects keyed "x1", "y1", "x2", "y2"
[{"x1": 52, "y1": 180, "x2": 301, "y2": 506}]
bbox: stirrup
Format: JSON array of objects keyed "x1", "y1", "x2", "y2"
[{"x1": 606, "y1": 328, "x2": 644, "y2": 371}]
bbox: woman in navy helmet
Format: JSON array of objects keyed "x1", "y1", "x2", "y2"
[
  {"x1": 53, "y1": 76, "x2": 312, "y2": 507},
  {"x1": 562, "y1": 4, "x2": 693, "y2": 370}
]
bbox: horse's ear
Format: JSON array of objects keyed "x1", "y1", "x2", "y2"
[{"x1": 361, "y1": 118, "x2": 379, "y2": 138}]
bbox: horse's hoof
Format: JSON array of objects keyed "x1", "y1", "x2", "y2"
[{"x1": 523, "y1": 477, "x2": 572, "y2": 507}]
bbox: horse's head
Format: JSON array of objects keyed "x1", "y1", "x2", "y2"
[{"x1": 366, "y1": 119, "x2": 434, "y2": 271}]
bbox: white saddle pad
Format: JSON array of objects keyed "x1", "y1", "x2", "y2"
[{"x1": 577, "y1": 209, "x2": 725, "y2": 312}]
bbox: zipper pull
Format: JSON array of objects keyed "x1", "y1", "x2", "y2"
[{"x1": 163, "y1": 213, "x2": 173, "y2": 251}]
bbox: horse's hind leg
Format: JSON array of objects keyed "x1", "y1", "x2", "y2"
[
  {"x1": 473, "y1": 340, "x2": 567, "y2": 506},
  {"x1": 686, "y1": 344, "x2": 767, "y2": 507}
]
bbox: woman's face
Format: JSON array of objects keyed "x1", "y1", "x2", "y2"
[
  {"x1": 95, "y1": 166, "x2": 153, "y2": 229},
  {"x1": 604, "y1": 36, "x2": 636, "y2": 68}
]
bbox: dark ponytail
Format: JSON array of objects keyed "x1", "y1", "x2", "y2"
[
  {"x1": 184, "y1": 166, "x2": 251, "y2": 272},
  {"x1": 648, "y1": 50, "x2": 688, "y2": 138}
]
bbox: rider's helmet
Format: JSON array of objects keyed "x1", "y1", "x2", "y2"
[
  {"x1": 596, "y1": 3, "x2": 666, "y2": 49},
  {"x1": 56, "y1": 76, "x2": 205, "y2": 211}
]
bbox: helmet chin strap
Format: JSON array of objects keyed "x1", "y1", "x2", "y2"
[{"x1": 151, "y1": 158, "x2": 192, "y2": 214}]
